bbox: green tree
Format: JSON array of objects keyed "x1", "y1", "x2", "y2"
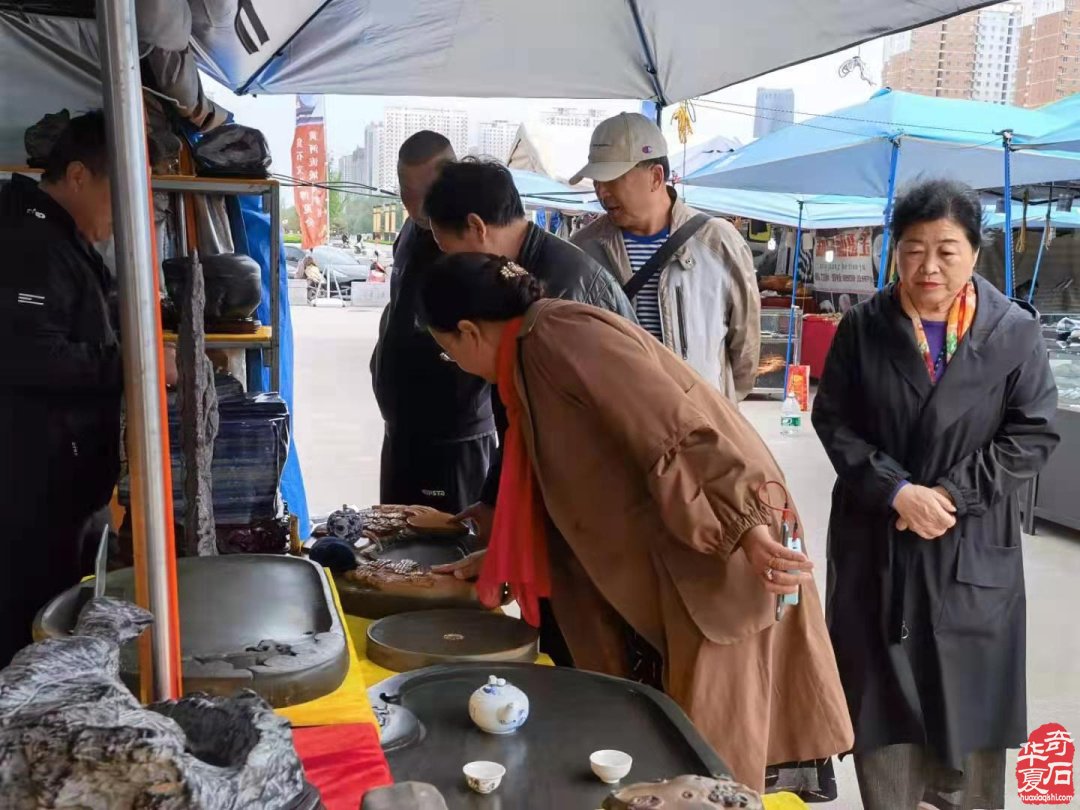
[
  {"x1": 328, "y1": 169, "x2": 348, "y2": 235},
  {"x1": 282, "y1": 205, "x2": 300, "y2": 233}
]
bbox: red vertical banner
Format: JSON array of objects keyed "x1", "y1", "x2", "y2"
[{"x1": 292, "y1": 94, "x2": 328, "y2": 250}]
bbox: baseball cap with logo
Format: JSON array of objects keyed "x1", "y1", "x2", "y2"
[{"x1": 569, "y1": 112, "x2": 669, "y2": 186}]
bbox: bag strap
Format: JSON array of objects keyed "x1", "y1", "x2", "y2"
[{"x1": 622, "y1": 213, "x2": 711, "y2": 301}]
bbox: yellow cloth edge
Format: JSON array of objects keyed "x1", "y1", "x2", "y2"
[
  {"x1": 762, "y1": 793, "x2": 809, "y2": 810},
  {"x1": 275, "y1": 569, "x2": 378, "y2": 729}
]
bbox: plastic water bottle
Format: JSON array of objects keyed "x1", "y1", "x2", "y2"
[{"x1": 780, "y1": 393, "x2": 803, "y2": 437}]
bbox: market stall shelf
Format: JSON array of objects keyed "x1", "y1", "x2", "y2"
[
  {"x1": 368, "y1": 662, "x2": 730, "y2": 808},
  {"x1": 34, "y1": 555, "x2": 349, "y2": 708},
  {"x1": 152, "y1": 174, "x2": 282, "y2": 392},
  {"x1": 366, "y1": 610, "x2": 538, "y2": 672}
]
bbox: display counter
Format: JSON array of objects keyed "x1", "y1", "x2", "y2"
[
  {"x1": 1023, "y1": 315, "x2": 1080, "y2": 534},
  {"x1": 754, "y1": 307, "x2": 802, "y2": 397}
]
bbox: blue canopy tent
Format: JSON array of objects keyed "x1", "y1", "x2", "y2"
[
  {"x1": 984, "y1": 199, "x2": 1080, "y2": 304},
  {"x1": 680, "y1": 187, "x2": 888, "y2": 229},
  {"x1": 509, "y1": 169, "x2": 601, "y2": 214},
  {"x1": 685, "y1": 89, "x2": 1080, "y2": 296},
  {"x1": 1037, "y1": 93, "x2": 1080, "y2": 123},
  {"x1": 1005, "y1": 105, "x2": 1080, "y2": 302}
]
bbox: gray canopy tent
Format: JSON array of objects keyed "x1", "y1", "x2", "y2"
[{"x1": 4, "y1": 0, "x2": 1003, "y2": 700}]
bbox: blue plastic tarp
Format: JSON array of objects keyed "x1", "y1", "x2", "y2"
[{"x1": 686, "y1": 89, "x2": 1080, "y2": 196}]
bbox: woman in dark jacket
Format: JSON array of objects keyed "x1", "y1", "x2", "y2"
[{"x1": 812, "y1": 179, "x2": 1059, "y2": 810}]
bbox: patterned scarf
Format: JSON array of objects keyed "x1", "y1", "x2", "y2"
[
  {"x1": 474, "y1": 318, "x2": 551, "y2": 627},
  {"x1": 899, "y1": 280, "x2": 977, "y2": 381}
]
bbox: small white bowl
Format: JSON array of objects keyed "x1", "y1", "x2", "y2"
[
  {"x1": 590, "y1": 750, "x2": 632, "y2": 784},
  {"x1": 463, "y1": 760, "x2": 506, "y2": 794}
]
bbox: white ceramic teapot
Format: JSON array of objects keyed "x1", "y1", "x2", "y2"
[{"x1": 468, "y1": 675, "x2": 530, "y2": 734}]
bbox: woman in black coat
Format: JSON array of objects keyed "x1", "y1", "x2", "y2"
[{"x1": 812, "y1": 179, "x2": 1059, "y2": 810}]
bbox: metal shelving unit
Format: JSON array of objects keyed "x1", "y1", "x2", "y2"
[{"x1": 152, "y1": 175, "x2": 281, "y2": 392}]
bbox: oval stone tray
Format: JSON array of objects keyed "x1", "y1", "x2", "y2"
[
  {"x1": 35, "y1": 555, "x2": 349, "y2": 708},
  {"x1": 368, "y1": 662, "x2": 730, "y2": 808},
  {"x1": 366, "y1": 609, "x2": 538, "y2": 672}
]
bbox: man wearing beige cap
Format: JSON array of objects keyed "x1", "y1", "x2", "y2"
[{"x1": 571, "y1": 113, "x2": 760, "y2": 400}]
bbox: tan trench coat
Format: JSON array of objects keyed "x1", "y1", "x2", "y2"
[{"x1": 512, "y1": 300, "x2": 853, "y2": 789}]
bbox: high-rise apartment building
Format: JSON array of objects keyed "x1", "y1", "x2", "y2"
[
  {"x1": 1015, "y1": 0, "x2": 1080, "y2": 107},
  {"x1": 882, "y1": 4, "x2": 1022, "y2": 103},
  {"x1": 753, "y1": 88, "x2": 795, "y2": 138},
  {"x1": 538, "y1": 107, "x2": 610, "y2": 129},
  {"x1": 380, "y1": 107, "x2": 469, "y2": 192},
  {"x1": 973, "y1": 4, "x2": 1023, "y2": 103},
  {"x1": 337, "y1": 146, "x2": 366, "y2": 186},
  {"x1": 364, "y1": 122, "x2": 383, "y2": 190},
  {"x1": 477, "y1": 120, "x2": 521, "y2": 162}
]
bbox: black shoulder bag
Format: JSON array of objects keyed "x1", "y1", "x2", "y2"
[{"x1": 621, "y1": 213, "x2": 711, "y2": 301}]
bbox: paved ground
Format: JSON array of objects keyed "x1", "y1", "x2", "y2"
[{"x1": 290, "y1": 303, "x2": 1080, "y2": 809}]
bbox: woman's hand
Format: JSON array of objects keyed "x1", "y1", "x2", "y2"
[
  {"x1": 454, "y1": 502, "x2": 495, "y2": 544},
  {"x1": 740, "y1": 524, "x2": 813, "y2": 596},
  {"x1": 893, "y1": 484, "x2": 956, "y2": 540},
  {"x1": 432, "y1": 549, "x2": 486, "y2": 581}
]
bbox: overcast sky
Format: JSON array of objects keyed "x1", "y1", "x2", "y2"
[{"x1": 204, "y1": 40, "x2": 885, "y2": 187}]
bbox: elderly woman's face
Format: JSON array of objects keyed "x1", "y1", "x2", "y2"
[
  {"x1": 429, "y1": 320, "x2": 501, "y2": 383},
  {"x1": 896, "y1": 218, "x2": 977, "y2": 314}
]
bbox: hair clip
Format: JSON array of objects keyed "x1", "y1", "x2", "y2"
[{"x1": 500, "y1": 260, "x2": 527, "y2": 280}]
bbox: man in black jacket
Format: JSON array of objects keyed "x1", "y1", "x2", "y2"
[
  {"x1": 424, "y1": 159, "x2": 633, "y2": 664},
  {"x1": 370, "y1": 132, "x2": 496, "y2": 515},
  {"x1": 0, "y1": 111, "x2": 123, "y2": 666}
]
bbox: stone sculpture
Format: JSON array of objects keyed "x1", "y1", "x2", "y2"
[
  {"x1": 0, "y1": 597, "x2": 309, "y2": 809},
  {"x1": 178, "y1": 249, "x2": 219, "y2": 557},
  {"x1": 603, "y1": 774, "x2": 764, "y2": 809}
]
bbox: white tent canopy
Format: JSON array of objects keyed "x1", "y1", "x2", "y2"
[
  {"x1": 1, "y1": 0, "x2": 1005, "y2": 166},
  {"x1": 507, "y1": 123, "x2": 597, "y2": 186},
  {"x1": 187, "y1": 0, "x2": 996, "y2": 101}
]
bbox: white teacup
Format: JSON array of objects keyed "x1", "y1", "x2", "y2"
[
  {"x1": 590, "y1": 750, "x2": 633, "y2": 784},
  {"x1": 463, "y1": 760, "x2": 506, "y2": 794}
]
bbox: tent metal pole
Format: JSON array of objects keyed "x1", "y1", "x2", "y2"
[
  {"x1": 783, "y1": 202, "x2": 804, "y2": 396},
  {"x1": 877, "y1": 139, "x2": 900, "y2": 290},
  {"x1": 1002, "y1": 131, "x2": 1015, "y2": 298},
  {"x1": 96, "y1": 0, "x2": 181, "y2": 700},
  {"x1": 1029, "y1": 189, "x2": 1053, "y2": 306},
  {"x1": 627, "y1": 0, "x2": 668, "y2": 107}
]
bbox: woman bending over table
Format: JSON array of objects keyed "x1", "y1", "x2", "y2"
[{"x1": 419, "y1": 252, "x2": 853, "y2": 791}]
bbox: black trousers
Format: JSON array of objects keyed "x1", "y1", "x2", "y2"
[
  {"x1": 380, "y1": 429, "x2": 496, "y2": 516},
  {"x1": 854, "y1": 745, "x2": 1006, "y2": 810}
]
